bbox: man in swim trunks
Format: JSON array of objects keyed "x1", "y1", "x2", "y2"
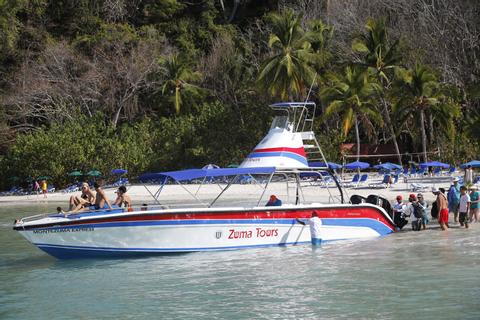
[
  {"x1": 93, "y1": 180, "x2": 113, "y2": 210},
  {"x1": 433, "y1": 187, "x2": 449, "y2": 231}
]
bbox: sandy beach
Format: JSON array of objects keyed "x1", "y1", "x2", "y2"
[{"x1": 0, "y1": 174, "x2": 455, "y2": 209}]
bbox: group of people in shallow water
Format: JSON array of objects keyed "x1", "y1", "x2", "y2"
[
  {"x1": 393, "y1": 177, "x2": 480, "y2": 231},
  {"x1": 58, "y1": 180, "x2": 132, "y2": 215}
]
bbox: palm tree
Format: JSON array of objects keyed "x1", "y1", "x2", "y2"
[
  {"x1": 321, "y1": 66, "x2": 383, "y2": 161},
  {"x1": 395, "y1": 64, "x2": 459, "y2": 162},
  {"x1": 307, "y1": 19, "x2": 334, "y2": 71},
  {"x1": 352, "y1": 17, "x2": 403, "y2": 164},
  {"x1": 257, "y1": 9, "x2": 316, "y2": 100},
  {"x1": 159, "y1": 54, "x2": 201, "y2": 114}
]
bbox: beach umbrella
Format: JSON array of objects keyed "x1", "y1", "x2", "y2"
[
  {"x1": 460, "y1": 160, "x2": 480, "y2": 169},
  {"x1": 373, "y1": 162, "x2": 402, "y2": 170},
  {"x1": 419, "y1": 161, "x2": 450, "y2": 168},
  {"x1": 309, "y1": 161, "x2": 342, "y2": 170},
  {"x1": 111, "y1": 169, "x2": 128, "y2": 175},
  {"x1": 202, "y1": 164, "x2": 220, "y2": 169},
  {"x1": 87, "y1": 170, "x2": 102, "y2": 177},
  {"x1": 344, "y1": 161, "x2": 370, "y2": 170},
  {"x1": 68, "y1": 170, "x2": 83, "y2": 177}
]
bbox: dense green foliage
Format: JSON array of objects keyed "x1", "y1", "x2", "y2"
[{"x1": 0, "y1": 0, "x2": 479, "y2": 189}]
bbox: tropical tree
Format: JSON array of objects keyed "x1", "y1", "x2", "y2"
[
  {"x1": 257, "y1": 9, "x2": 316, "y2": 100},
  {"x1": 395, "y1": 64, "x2": 460, "y2": 162},
  {"x1": 321, "y1": 66, "x2": 383, "y2": 161},
  {"x1": 159, "y1": 54, "x2": 202, "y2": 114},
  {"x1": 352, "y1": 17, "x2": 403, "y2": 164},
  {"x1": 307, "y1": 19, "x2": 334, "y2": 71}
]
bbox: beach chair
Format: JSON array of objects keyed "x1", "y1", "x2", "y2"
[
  {"x1": 392, "y1": 174, "x2": 399, "y2": 185},
  {"x1": 342, "y1": 174, "x2": 360, "y2": 188},
  {"x1": 447, "y1": 167, "x2": 456, "y2": 175},
  {"x1": 368, "y1": 175, "x2": 391, "y2": 189},
  {"x1": 410, "y1": 183, "x2": 429, "y2": 192},
  {"x1": 409, "y1": 167, "x2": 417, "y2": 177},
  {"x1": 433, "y1": 167, "x2": 441, "y2": 176},
  {"x1": 417, "y1": 167, "x2": 426, "y2": 176},
  {"x1": 354, "y1": 174, "x2": 368, "y2": 188}
]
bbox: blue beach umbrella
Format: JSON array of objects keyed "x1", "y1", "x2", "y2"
[
  {"x1": 460, "y1": 160, "x2": 480, "y2": 169},
  {"x1": 344, "y1": 161, "x2": 370, "y2": 170},
  {"x1": 419, "y1": 161, "x2": 450, "y2": 168},
  {"x1": 309, "y1": 161, "x2": 342, "y2": 170},
  {"x1": 111, "y1": 169, "x2": 128, "y2": 175},
  {"x1": 373, "y1": 162, "x2": 402, "y2": 170}
]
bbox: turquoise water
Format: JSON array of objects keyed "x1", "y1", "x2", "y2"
[{"x1": 1, "y1": 204, "x2": 480, "y2": 319}]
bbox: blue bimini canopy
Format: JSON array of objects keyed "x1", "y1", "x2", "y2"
[
  {"x1": 419, "y1": 161, "x2": 450, "y2": 168},
  {"x1": 308, "y1": 161, "x2": 342, "y2": 170},
  {"x1": 460, "y1": 160, "x2": 480, "y2": 169},
  {"x1": 139, "y1": 167, "x2": 276, "y2": 183},
  {"x1": 344, "y1": 161, "x2": 370, "y2": 170},
  {"x1": 373, "y1": 162, "x2": 402, "y2": 170}
]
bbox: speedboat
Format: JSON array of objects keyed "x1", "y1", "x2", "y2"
[{"x1": 13, "y1": 102, "x2": 397, "y2": 259}]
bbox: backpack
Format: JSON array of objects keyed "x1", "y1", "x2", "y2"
[
  {"x1": 430, "y1": 201, "x2": 439, "y2": 219},
  {"x1": 412, "y1": 202, "x2": 423, "y2": 218}
]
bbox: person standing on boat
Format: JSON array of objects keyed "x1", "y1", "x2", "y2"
[
  {"x1": 433, "y1": 187, "x2": 449, "y2": 231},
  {"x1": 266, "y1": 195, "x2": 282, "y2": 206},
  {"x1": 447, "y1": 177, "x2": 461, "y2": 223},
  {"x1": 296, "y1": 211, "x2": 322, "y2": 245}
]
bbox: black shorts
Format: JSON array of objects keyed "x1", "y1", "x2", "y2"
[{"x1": 459, "y1": 212, "x2": 468, "y2": 224}]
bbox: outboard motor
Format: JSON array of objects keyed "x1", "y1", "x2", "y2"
[
  {"x1": 350, "y1": 194, "x2": 367, "y2": 204},
  {"x1": 367, "y1": 194, "x2": 407, "y2": 229}
]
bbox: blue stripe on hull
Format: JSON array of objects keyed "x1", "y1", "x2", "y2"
[{"x1": 37, "y1": 241, "x2": 312, "y2": 259}]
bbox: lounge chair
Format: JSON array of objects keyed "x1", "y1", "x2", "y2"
[
  {"x1": 447, "y1": 167, "x2": 456, "y2": 175},
  {"x1": 417, "y1": 168, "x2": 426, "y2": 176},
  {"x1": 342, "y1": 174, "x2": 360, "y2": 188},
  {"x1": 411, "y1": 183, "x2": 429, "y2": 192},
  {"x1": 409, "y1": 167, "x2": 417, "y2": 177},
  {"x1": 368, "y1": 175, "x2": 391, "y2": 189},
  {"x1": 433, "y1": 167, "x2": 442, "y2": 176},
  {"x1": 354, "y1": 174, "x2": 368, "y2": 188}
]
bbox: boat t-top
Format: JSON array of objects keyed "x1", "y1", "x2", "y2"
[{"x1": 13, "y1": 102, "x2": 397, "y2": 258}]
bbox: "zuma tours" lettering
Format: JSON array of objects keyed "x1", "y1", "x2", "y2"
[{"x1": 228, "y1": 228, "x2": 278, "y2": 239}]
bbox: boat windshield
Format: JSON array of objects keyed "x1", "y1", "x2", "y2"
[{"x1": 270, "y1": 116, "x2": 290, "y2": 130}]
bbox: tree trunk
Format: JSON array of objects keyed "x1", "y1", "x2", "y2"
[
  {"x1": 354, "y1": 115, "x2": 361, "y2": 161},
  {"x1": 420, "y1": 109, "x2": 428, "y2": 162},
  {"x1": 381, "y1": 98, "x2": 402, "y2": 165},
  {"x1": 428, "y1": 112, "x2": 434, "y2": 145}
]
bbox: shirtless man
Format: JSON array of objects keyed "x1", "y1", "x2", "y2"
[
  {"x1": 67, "y1": 182, "x2": 96, "y2": 213},
  {"x1": 113, "y1": 186, "x2": 132, "y2": 209},
  {"x1": 93, "y1": 180, "x2": 113, "y2": 210}
]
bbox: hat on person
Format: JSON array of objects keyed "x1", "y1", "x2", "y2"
[
  {"x1": 453, "y1": 177, "x2": 460, "y2": 182},
  {"x1": 409, "y1": 194, "x2": 417, "y2": 200},
  {"x1": 396, "y1": 195, "x2": 403, "y2": 201},
  {"x1": 470, "y1": 185, "x2": 478, "y2": 190},
  {"x1": 432, "y1": 187, "x2": 439, "y2": 193}
]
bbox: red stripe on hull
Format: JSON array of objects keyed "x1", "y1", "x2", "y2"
[
  {"x1": 18, "y1": 206, "x2": 396, "y2": 231},
  {"x1": 253, "y1": 147, "x2": 307, "y2": 157}
]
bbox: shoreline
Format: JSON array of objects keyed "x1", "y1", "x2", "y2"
[{"x1": 0, "y1": 175, "x2": 455, "y2": 207}]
